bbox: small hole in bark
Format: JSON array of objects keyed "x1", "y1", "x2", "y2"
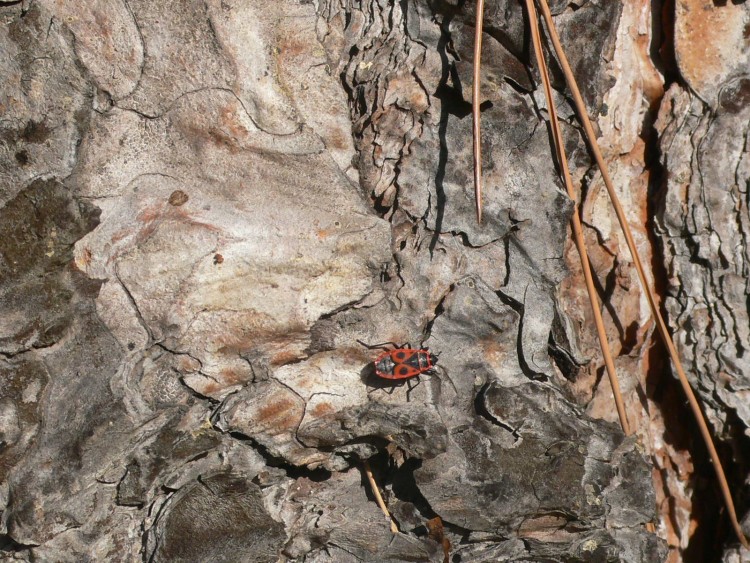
[
  {"x1": 168, "y1": 190, "x2": 189, "y2": 206},
  {"x1": 380, "y1": 266, "x2": 391, "y2": 282},
  {"x1": 21, "y1": 120, "x2": 51, "y2": 143},
  {"x1": 15, "y1": 150, "x2": 29, "y2": 165}
]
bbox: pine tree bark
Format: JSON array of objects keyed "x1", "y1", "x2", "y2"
[{"x1": 0, "y1": 1, "x2": 747, "y2": 561}]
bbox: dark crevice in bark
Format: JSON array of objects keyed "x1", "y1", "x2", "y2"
[
  {"x1": 547, "y1": 337, "x2": 584, "y2": 382},
  {"x1": 652, "y1": 0, "x2": 679, "y2": 88},
  {"x1": 0, "y1": 534, "x2": 33, "y2": 553},
  {"x1": 473, "y1": 382, "x2": 522, "y2": 444},
  {"x1": 423, "y1": 283, "x2": 455, "y2": 343},
  {"x1": 682, "y1": 408, "x2": 750, "y2": 562},
  {"x1": 429, "y1": 10, "x2": 460, "y2": 257},
  {"x1": 226, "y1": 431, "x2": 332, "y2": 483},
  {"x1": 496, "y1": 288, "x2": 547, "y2": 381}
]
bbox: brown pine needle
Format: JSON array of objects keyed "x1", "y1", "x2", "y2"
[
  {"x1": 524, "y1": 0, "x2": 630, "y2": 436},
  {"x1": 363, "y1": 460, "x2": 399, "y2": 534},
  {"x1": 473, "y1": 0, "x2": 486, "y2": 224},
  {"x1": 534, "y1": 0, "x2": 749, "y2": 549}
]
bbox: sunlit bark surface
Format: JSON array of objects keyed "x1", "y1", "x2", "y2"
[{"x1": 0, "y1": 1, "x2": 747, "y2": 561}]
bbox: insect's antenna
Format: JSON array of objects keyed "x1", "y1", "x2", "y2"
[
  {"x1": 438, "y1": 365, "x2": 458, "y2": 396},
  {"x1": 358, "y1": 339, "x2": 400, "y2": 350}
]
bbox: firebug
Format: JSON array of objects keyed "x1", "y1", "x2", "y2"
[
  {"x1": 358, "y1": 340, "x2": 443, "y2": 400},
  {"x1": 373, "y1": 347, "x2": 438, "y2": 380}
]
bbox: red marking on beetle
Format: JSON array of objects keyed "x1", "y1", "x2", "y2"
[{"x1": 373, "y1": 348, "x2": 438, "y2": 381}]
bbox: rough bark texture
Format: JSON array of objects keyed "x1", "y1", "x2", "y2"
[
  {"x1": 653, "y1": 2, "x2": 750, "y2": 559},
  {"x1": 0, "y1": 0, "x2": 747, "y2": 562}
]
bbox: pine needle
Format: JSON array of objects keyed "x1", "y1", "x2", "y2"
[
  {"x1": 363, "y1": 460, "x2": 399, "y2": 534},
  {"x1": 473, "y1": 0, "x2": 486, "y2": 224}
]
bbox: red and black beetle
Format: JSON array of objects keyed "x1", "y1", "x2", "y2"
[{"x1": 373, "y1": 347, "x2": 438, "y2": 380}]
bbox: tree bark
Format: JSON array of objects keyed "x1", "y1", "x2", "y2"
[{"x1": 0, "y1": 0, "x2": 746, "y2": 561}]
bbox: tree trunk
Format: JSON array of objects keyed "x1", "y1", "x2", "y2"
[{"x1": 0, "y1": 0, "x2": 746, "y2": 561}]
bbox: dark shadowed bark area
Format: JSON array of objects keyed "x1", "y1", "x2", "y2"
[{"x1": 0, "y1": 0, "x2": 747, "y2": 561}]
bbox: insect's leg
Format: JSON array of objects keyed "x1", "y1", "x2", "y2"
[
  {"x1": 405, "y1": 376, "x2": 421, "y2": 402},
  {"x1": 368, "y1": 386, "x2": 395, "y2": 399}
]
